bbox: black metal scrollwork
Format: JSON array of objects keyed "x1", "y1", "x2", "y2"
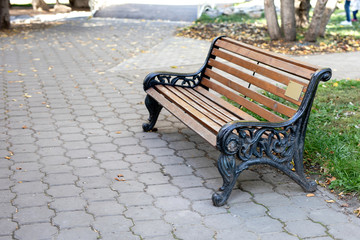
[
  {"x1": 237, "y1": 126, "x2": 296, "y2": 167},
  {"x1": 213, "y1": 121, "x2": 317, "y2": 206},
  {"x1": 143, "y1": 72, "x2": 202, "y2": 91}
]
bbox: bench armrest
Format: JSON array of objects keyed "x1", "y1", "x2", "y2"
[{"x1": 143, "y1": 70, "x2": 203, "y2": 91}]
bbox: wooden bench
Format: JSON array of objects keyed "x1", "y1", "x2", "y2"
[{"x1": 142, "y1": 36, "x2": 332, "y2": 206}]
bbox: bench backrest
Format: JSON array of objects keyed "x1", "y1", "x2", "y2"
[{"x1": 201, "y1": 37, "x2": 321, "y2": 122}]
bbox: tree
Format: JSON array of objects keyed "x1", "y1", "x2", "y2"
[
  {"x1": 295, "y1": 0, "x2": 311, "y2": 27},
  {"x1": 0, "y1": 0, "x2": 10, "y2": 29},
  {"x1": 281, "y1": 0, "x2": 296, "y2": 41},
  {"x1": 265, "y1": 0, "x2": 338, "y2": 42},
  {"x1": 264, "y1": 0, "x2": 282, "y2": 40},
  {"x1": 70, "y1": 0, "x2": 89, "y2": 8},
  {"x1": 32, "y1": 0, "x2": 50, "y2": 11}
]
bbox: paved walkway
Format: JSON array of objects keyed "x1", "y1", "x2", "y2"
[{"x1": 1, "y1": 18, "x2": 359, "y2": 240}]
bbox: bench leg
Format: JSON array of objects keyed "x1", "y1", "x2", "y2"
[
  {"x1": 212, "y1": 153, "x2": 239, "y2": 207},
  {"x1": 291, "y1": 148, "x2": 317, "y2": 192},
  {"x1": 143, "y1": 95, "x2": 163, "y2": 132}
]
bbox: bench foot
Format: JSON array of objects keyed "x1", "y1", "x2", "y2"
[
  {"x1": 143, "y1": 95, "x2": 163, "y2": 132},
  {"x1": 212, "y1": 153, "x2": 238, "y2": 207}
]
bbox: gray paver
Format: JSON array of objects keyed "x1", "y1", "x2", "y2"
[
  {"x1": 1, "y1": 13, "x2": 359, "y2": 240},
  {"x1": 14, "y1": 223, "x2": 57, "y2": 240},
  {"x1": 13, "y1": 206, "x2": 55, "y2": 225},
  {"x1": 56, "y1": 227, "x2": 99, "y2": 240},
  {"x1": 285, "y1": 219, "x2": 327, "y2": 239},
  {"x1": 53, "y1": 211, "x2": 94, "y2": 229}
]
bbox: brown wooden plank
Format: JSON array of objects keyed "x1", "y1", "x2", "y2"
[
  {"x1": 163, "y1": 85, "x2": 228, "y2": 126},
  {"x1": 195, "y1": 87, "x2": 259, "y2": 122},
  {"x1": 223, "y1": 37, "x2": 321, "y2": 72},
  {"x1": 205, "y1": 68, "x2": 297, "y2": 117},
  {"x1": 154, "y1": 85, "x2": 222, "y2": 133},
  {"x1": 222, "y1": 37, "x2": 320, "y2": 70},
  {"x1": 176, "y1": 87, "x2": 235, "y2": 122},
  {"x1": 182, "y1": 87, "x2": 240, "y2": 122},
  {"x1": 207, "y1": 59, "x2": 303, "y2": 106},
  {"x1": 201, "y1": 78, "x2": 285, "y2": 122},
  {"x1": 215, "y1": 39, "x2": 316, "y2": 80},
  {"x1": 211, "y1": 48, "x2": 308, "y2": 90},
  {"x1": 146, "y1": 88, "x2": 217, "y2": 146}
]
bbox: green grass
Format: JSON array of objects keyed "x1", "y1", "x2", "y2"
[
  {"x1": 325, "y1": 9, "x2": 360, "y2": 38},
  {"x1": 305, "y1": 80, "x2": 360, "y2": 192},
  {"x1": 196, "y1": 12, "x2": 266, "y2": 25}
]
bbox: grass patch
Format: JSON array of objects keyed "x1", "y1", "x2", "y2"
[
  {"x1": 305, "y1": 80, "x2": 360, "y2": 192},
  {"x1": 196, "y1": 12, "x2": 264, "y2": 24}
]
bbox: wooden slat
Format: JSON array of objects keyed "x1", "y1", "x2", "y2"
[
  {"x1": 164, "y1": 85, "x2": 227, "y2": 126},
  {"x1": 195, "y1": 87, "x2": 259, "y2": 122},
  {"x1": 175, "y1": 87, "x2": 234, "y2": 123},
  {"x1": 207, "y1": 59, "x2": 303, "y2": 106},
  {"x1": 211, "y1": 48, "x2": 308, "y2": 90},
  {"x1": 205, "y1": 68, "x2": 297, "y2": 117},
  {"x1": 155, "y1": 85, "x2": 222, "y2": 133},
  {"x1": 215, "y1": 39, "x2": 316, "y2": 80},
  {"x1": 146, "y1": 88, "x2": 217, "y2": 146},
  {"x1": 182, "y1": 87, "x2": 239, "y2": 122},
  {"x1": 201, "y1": 78, "x2": 285, "y2": 122},
  {"x1": 223, "y1": 37, "x2": 320, "y2": 70}
]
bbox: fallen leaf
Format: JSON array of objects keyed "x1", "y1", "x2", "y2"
[
  {"x1": 306, "y1": 193, "x2": 315, "y2": 197},
  {"x1": 18, "y1": 181, "x2": 22, "y2": 183},
  {"x1": 115, "y1": 131, "x2": 121, "y2": 134},
  {"x1": 325, "y1": 176, "x2": 337, "y2": 185},
  {"x1": 117, "y1": 174, "x2": 124, "y2": 177},
  {"x1": 22, "y1": 125, "x2": 27, "y2": 129},
  {"x1": 16, "y1": 167, "x2": 22, "y2": 170},
  {"x1": 170, "y1": 66, "x2": 178, "y2": 69},
  {"x1": 115, "y1": 178, "x2": 120, "y2": 181},
  {"x1": 341, "y1": 203, "x2": 349, "y2": 208},
  {"x1": 326, "y1": 200, "x2": 335, "y2": 203},
  {"x1": 5, "y1": 156, "x2": 11, "y2": 160},
  {"x1": 354, "y1": 207, "x2": 360, "y2": 217}
]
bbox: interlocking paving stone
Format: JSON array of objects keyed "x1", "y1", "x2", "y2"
[
  {"x1": 92, "y1": 215, "x2": 133, "y2": 234},
  {"x1": 56, "y1": 227, "x2": 99, "y2": 240},
  {"x1": 14, "y1": 223, "x2": 58, "y2": 240},
  {"x1": 0, "y1": 218, "x2": 17, "y2": 237},
  {"x1": 285, "y1": 219, "x2": 327, "y2": 238},
  {"x1": 87, "y1": 200, "x2": 126, "y2": 217},
  {"x1": 13, "y1": 206, "x2": 55, "y2": 225},
  {"x1": 50, "y1": 197, "x2": 87, "y2": 212},
  {"x1": 173, "y1": 224, "x2": 215, "y2": 240},
  {"x1": 131, "y1": 220, "x2": 173, "y2": 238}
]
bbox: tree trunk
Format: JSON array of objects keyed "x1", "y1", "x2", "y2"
[
  {"x1": 264, "y1": 0, "x2": 282, "y2": 40},
  {"x1": 70, "y1": 0, "x2": 89, "y2": 8},
  {"x1": 0, "y1": 0, "x2": 10, "y2": 29},
  {"x1": 295, "y1": 0, "x2": 311, "y2": 27},
  {"x1": 281, "y1": 0, "x2": 296, "y2": 41},
  {"x1": 32, "y1": 0, "x2": 50, "y2": 11},
  {"x1": 318, "y1": 0, "x2": 338, "y2": 37},
  {"x1": 305, "y1": 0, "x2": 328, "y2": 42}
]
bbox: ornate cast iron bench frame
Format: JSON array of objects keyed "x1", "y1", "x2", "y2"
[{"x1": 142, "y1": 36, "x2": 332, "y2": 206}]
